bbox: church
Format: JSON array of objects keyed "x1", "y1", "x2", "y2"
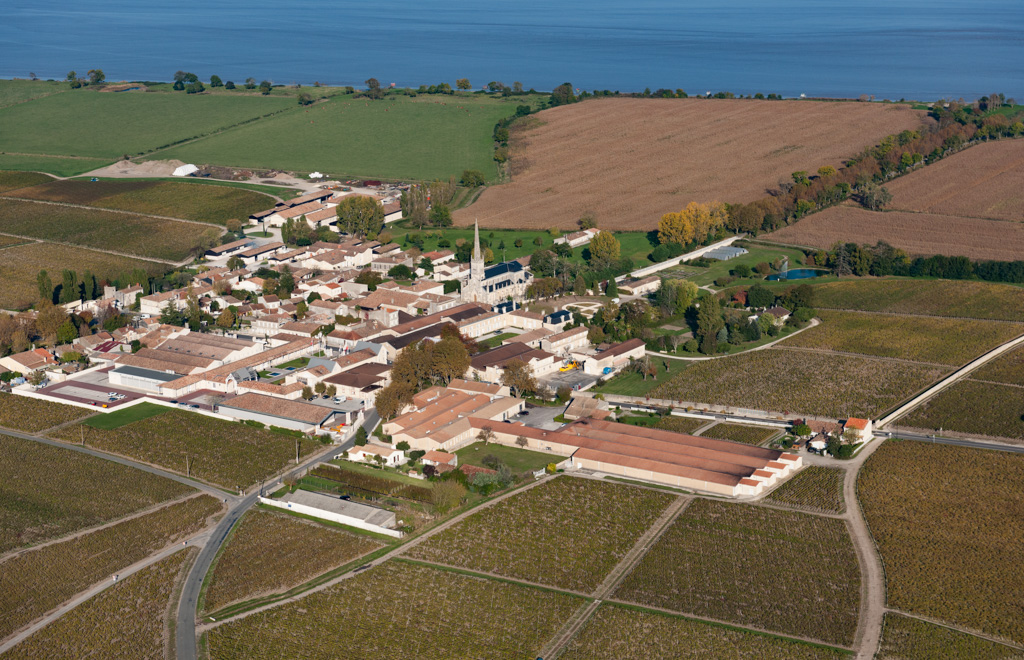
[{"x1": 461, "y1": 221, "x2": 533, "y2": 305}]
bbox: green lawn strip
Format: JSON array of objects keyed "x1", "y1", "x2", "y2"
[
  {"x1": 477, "y1": 332, "x2": 517, "y2": 350},
  {"x1": 275, "y1": 357, "x2": 309, "y2": 369},
  {"x1": 595, "y1": 361, "x2": 676, "y2": 397},
  {"x1": 325, "y1": 458, "x2": 427, "y2": 487},
  {"x1": 674, "y1": 243, "x2": 810, "y2": 288},
  {"x1": 0, "y1": 153, "x2": 115, "y2": 177},
  {"x1": 394, "y1": 557, "x2": 593, "y2": 599},
  {"x1": 84, "y1": 402, "x2": 170, "y2": 429},
  {"x1": 602, "y1": 601, "x2": 854, "y2": 655},
  {"x1": 0, "y1": 79, "x2": 70, "y2": 108},
  {"x1": 455, "y1": 441, "x2": 559, "y2": 473}
]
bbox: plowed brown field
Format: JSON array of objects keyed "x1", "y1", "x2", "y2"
[
  {"x1": 886, "y1": 139, "x2": 1024, "y2": 221},
  {"x1": 454, "y1": 98, "x2": 925, "y2": 230},
  {"x1": 766, "y1": 204, "x2": 1024, "y2": 260}
]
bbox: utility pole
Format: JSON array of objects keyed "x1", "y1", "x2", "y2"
[
  {"x1": 80, "y1": 425, "x2": 85, "y2": 446},
  {"x1": 185, "y1": 454, "x2": 190, "y2": 478}
]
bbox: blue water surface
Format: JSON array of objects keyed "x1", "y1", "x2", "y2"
[
  {"x1": 766, "y1": 269, "x2": 828, "y2": 281},
  {"x1": 1, "y1": 0, "x2": 1022, "y2": 99}
]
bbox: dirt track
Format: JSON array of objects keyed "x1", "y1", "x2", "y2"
[{"x1": 455, "y1": 98, "x2": 926, "y2": 230}]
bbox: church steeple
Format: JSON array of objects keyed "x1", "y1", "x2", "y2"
[
  {"x1": 466, "y1": 219, "x2": 485, "y2": 303},
  {"x1": 472, "y1": 219, "x2": 482, "y2": 262}
]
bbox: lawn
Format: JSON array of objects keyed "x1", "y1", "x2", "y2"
[
  {"x1": 2, "y1": 548, "x2": 196, "y2": 660},
  {"x1": 780, "y1": 310, "x2": 1023, "y2": 366},
  {"x1": 154, "y1": 93, "x2": 530, "y2": 182},
  {"x1": 0, "y1": 153, "x2": 115, "y2": 177},
  {"x1": 325, "y1": 457, "x2": 426, "y2": 487},
  {"x1": 859, "y1": 440, "x2": 1024, "y2": 644},
  {"x1": 206, "y1": 560, "x2": 582, "y2": 659},
  {"x1": 0, "y1": 241, "x2": 166, "y2": 310},
  {"x1": 562, "y1": 604, "x2": 848, "y2": 660},
  {"x1": 0, "y1": 392, "x2": 92, "y2": 432},
  {"x1": 54, "y1": 409, "x2": 321, "y2": 489},
  {"x1": 764, "y1": 466, "x2": 846, "y2": 514},
  {"x1": 0, "y1": 433, "x2": 194, "y2": 554},
  {"x1": 700, "y1": 422, "x2": 780, "y2": 445},
  {"x1": 0, "y1": 170, "x2": 54, "y2": 193},
  {"x1": 84, "y1": 402, "x2": 169, "y2": 429},
  {"x1": 595, "y1": 361, "x2": 674, "y2": 397},
  {"x1": 274, "y1": 357, "x2": 310, "y2": 369},
  {"x1": 0, "y1": 494, "x2": 222, "y2": 641},
  {"x1": 811, "y1": 278, "x2": 1024, "y2": 321},
  {"x1": 202, "y1": 509, "x2": 383, "y2": 614},
  {"x1": 455, "y1": 441, "x2": 558, "y2": 473},
  {"x1": 477, "y1": 332, "x2": 517, "y2": 350},
  {"x1": 408, "y1": 477, "x2": 676, "y2": 592},
  {"x1": 0, "y1": 90, "x2": 294, "y2": 159},
  {"x1": 614, "y1": 498, "x2": 861, "y2": 646},
  {"x1": 675, "y1": 242, "x2": 810, "y2": 288},
  {"x1": 877, "y1": 612, "x2": 1022, "y2": 660},
  {"x1": 650, "y1": 348, "x2": 946, "y2": 419},
  {"x1": 0, "y1": 79, "x2": 69, "y2": 108},
  {"x1": 0, "y1": 198, "x2": 222, "y2": 261},
  {"x1": 901, "y1": 379, "x2": 1024, "y2": 441},
  {"x1": 8, "y1": 178, "x2": 276, "y2": 225}
]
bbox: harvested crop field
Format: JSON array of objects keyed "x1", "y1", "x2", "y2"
[
  {"x1": 206, "y1": 560, "x2": 581, "y2": 659},
  {"x1": 0, "y1": 494, "x2": 222, "y2": 641},
  {"x1": 780, "y1": 310, "x2": 1024, "y2": 366},
  {"x1": 877, "y1": 612, "x2": 1022, "y2": 660},
  {"x1": 2, "y1": 548, "x2": 196, "y2": 660},
  {"x1": 764, "y1": 466, "x2": 846, "y2": 514},
  {"x1": 614, "y1": 498, "x2": 861, "y2": 646},
  {"x1": 0, "y1": 433, "x2": 194, "y2": 554},
  {"x1": 0, "y1": 198, "x2": 221, "y2": 261},
  {"x1": 0, "y1": 392, "x2": 92, "y2": 433},
  {"x1": 561, "y1": 604, "x2": 846, "y2": 660},
  {"x1": 0, "y1": 170, "x2": 53, "y2": 193},
  {"x1": 886, "y1": 139, "x2": 1024, "y2": 222},
  {"x1": 766, "y1": 205, "x2": 1024, "y2": 261},
  {"x1": 5, "y1": 179, "x2": 274, "y2": 225},
  {"x1": 407, "y1": 477, "x2": 676, "y2": 592},
  {"x1": 859, "y1": 440, "x2": 1024, "y2": 643},
  {"x1": 0, "y1": 242, "x2": 165, "y2": 310},
  {"x1": 651, "y1": 348, "x2": 946, "y2": 419},
  {"x1": 900, "y1": 379, "x2": 1024, "y2": 442},
  {"x1": 54, "y1": 409, "x2": 321, "y2": 489},
  {"x1": 699, "y1": 422, "x2": 779, "y2": 445},
  {"x1": 455, "y1": 97, "x2": 925, "y2": 230},
  {"x1": 203, "y1": 509, "x2": 384, "y2": 613},
  {"x1": 811, "y1": 279, "x2": 1024, "y2": 321}
]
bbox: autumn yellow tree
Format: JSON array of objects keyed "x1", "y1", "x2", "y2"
[
  {"x1": 658, "y1": 201, "x2": 728, "y2": 246},
  {"x1": 589, "y1": 231, "x2": 620, "y2": 265}
]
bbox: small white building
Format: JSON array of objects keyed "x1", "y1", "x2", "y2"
[
  {"x1": 172, "y1": 163, "x2": 199, "y2": 177},
  {"x1": 348, "y1": 443, "x2": 406, "y2": 467}
]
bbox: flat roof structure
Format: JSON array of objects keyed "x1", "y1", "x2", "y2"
[{"x1": 277, "y1": 489, "x2": 395, "y2": 528}]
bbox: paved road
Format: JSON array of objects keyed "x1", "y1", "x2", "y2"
[{"x1": 174, "y1": 410, "x2": 379, "y2": 660}]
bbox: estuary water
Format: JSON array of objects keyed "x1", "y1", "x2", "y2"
[{"x1": 1, "y1": 0, "x2": 1022, "y2": 99}]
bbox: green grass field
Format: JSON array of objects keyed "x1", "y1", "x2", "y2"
[
  {"x1": 0, "y1": 90, "x2": 293, "y2": 159},
  {"x1": 84, "y1": 402, "x2": 170, "y2": 429},
  {"x1": 154, "y1": 94, "x2": 529, "y2": 182},
  {"x1": 664, "y1": 242, "x2": 809, "y2": 288},
  {"x1": 455, "y1": 442, "x2": 558, "y2": 473},
  {"x1": 7, "y1": 178, "x2": 276, "y2": 225},
  {"x1": 0, "y1": 154, "x2": 114, "y2": 177},
  {"x1": 0, "y1": 79, "x2": 69, "y2": 108}
]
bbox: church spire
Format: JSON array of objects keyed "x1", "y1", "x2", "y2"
[{"x1": 473, "y1": 219, "x2": 482, "y2": 261}]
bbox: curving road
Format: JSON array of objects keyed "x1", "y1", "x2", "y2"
[{"x1": 174, "y1": 410, "x2": 379, "y2": 660}]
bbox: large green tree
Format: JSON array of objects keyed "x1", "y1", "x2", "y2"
[
  {"x1": 696, "y1": 293, "x2": 725, "y2": 354},
  {"x1": 336, "y1": 195, "x2": 384, "y2": 238}
]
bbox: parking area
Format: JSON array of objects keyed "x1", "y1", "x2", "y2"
[
  {"x1": 38, "y1": 380, "x2": 145, "y2": 409},
  {"x1": 518, "y1": 405, "x2": 566, "y2": 431}
]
